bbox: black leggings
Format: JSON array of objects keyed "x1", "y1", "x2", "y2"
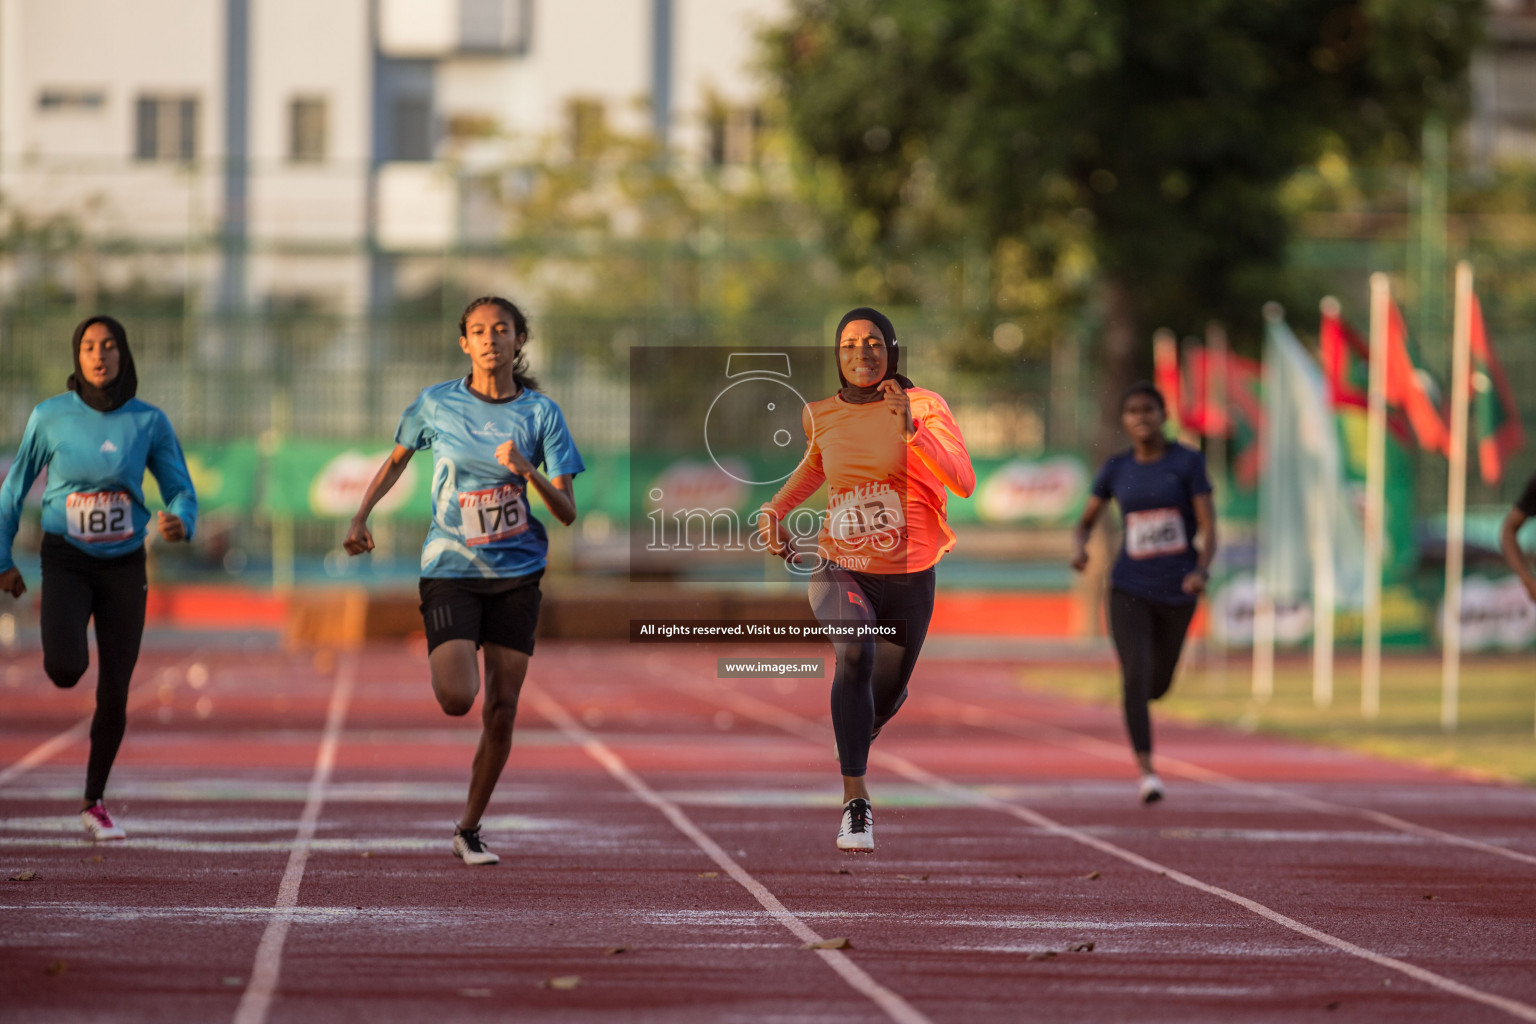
[
  {"x1": 1107, "y1": 588, "x2": 1196, "y2": 755},
  {"x1": 808, "y1": 563, "x2": 935, "y2": 778},
  {"x1": 39, "y1": 534, "x2": 147, "y2": 803}
]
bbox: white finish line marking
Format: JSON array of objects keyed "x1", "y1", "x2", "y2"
[
  {"x1": 690, "y1": 683, "x2": 1536, "y2": 1024},
  {"x1": 233, "y1": 653, "x2": 356, "y2": 1024},
  {"x1": 928, "y1": 695, "x2": 1536, "y2": 869},
  {"x1": 0, "y1": 651, "x2": 208, "y2": 789},
  {"x1": 526, "y1": 685, "x2": 933, "y2": 1024}
]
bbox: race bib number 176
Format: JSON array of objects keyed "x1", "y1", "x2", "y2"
[
  {"x1": 66, "y1": 490, "x2": 133, "y2": 543},
  {"x1": 458, "y1": 484, "x2": 530, "y2": 547}
]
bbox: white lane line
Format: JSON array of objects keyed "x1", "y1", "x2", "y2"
[
  {"x1": 525, "y1": 684, "x2": 932, "y2": 1024},
  {"x1": 927, "y1": 695, "x2": 1536, "y2": 868},
  {"x1": 0, "y1": 651, "x2": 208, "y2": 789},
  {"x1": 232, "y1": 653, "x2": 356, "y2": 1024},
  {"x1": 688, "y1": 683, "x2": 1536, "y2": 1024}
]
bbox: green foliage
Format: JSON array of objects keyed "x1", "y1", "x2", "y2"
[{"x1": 767, "y1": 0, "x2": 1483, "y2": 356}]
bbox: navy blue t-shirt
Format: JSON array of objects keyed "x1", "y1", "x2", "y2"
[{"x1": 1091, "y1": 443, "x2": 1212, "y2": 605}]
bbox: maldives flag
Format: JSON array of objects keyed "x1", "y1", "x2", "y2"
[
  {"x1": 1182, "y1": 346, "x2": 1265, "y2": 488},
  {"x1": 1469, "y1": 292, "x2": 1524, "y2": 485},
  {"x1": 1385, "y1": 301, "x2": 1450, "y2": 455},
  {"x1": 1318, "y1": 300, "x2": 1415, "y2": 446}
]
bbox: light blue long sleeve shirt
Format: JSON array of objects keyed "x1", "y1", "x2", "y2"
[{"x1": 0, "y1": 392, "x2": 198, "y2": 572}]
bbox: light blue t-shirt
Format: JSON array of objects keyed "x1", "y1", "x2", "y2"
[
  {"x1": 395, "y1": 378, "x2": 584, "y2": 579},
  {"x1": 0, "y1": 393, "x2": 198, "y2": 572}
]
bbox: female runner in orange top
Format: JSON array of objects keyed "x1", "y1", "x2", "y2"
[{"x1": 760, "y1": 307, "x2": 974, "y2": 851}]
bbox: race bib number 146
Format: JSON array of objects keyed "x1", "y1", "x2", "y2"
[
  {"x1": 66, "y1": 490, "x2": 133, "y2": 543},
  {"x1": 1124, "y1": 507, "x2": 1187, "y2": 560},
  {"x1": 458, "y1": 484, "x2": 530, "y2": 547}
]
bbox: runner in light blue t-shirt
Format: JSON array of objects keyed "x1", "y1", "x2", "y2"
[{"x1": 343, "y1": 296, "x2": 581, "y2": 866}]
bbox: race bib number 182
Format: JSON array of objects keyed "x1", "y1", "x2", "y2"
[
  {"x1": 458, "y1": 484, "x2": 530, "y2": 547},
  {"x1": 1124, "y1": 507, "x2": 1187, "y2": 560},
  {"x1": 66, "y1": 490, "x2": 133, "y2": 543}
]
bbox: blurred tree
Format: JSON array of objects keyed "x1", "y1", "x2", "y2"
[{"x1": 766, "y1": 0, "x2": 1482, "y2": 444}]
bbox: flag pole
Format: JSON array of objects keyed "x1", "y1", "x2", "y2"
[
  {"x1": 1362, "y1": 279, "x2": 1390, "y2": 719},
  {"x1": 1252, "y1": 308, "x2": 1279, "y2": 703},
  {"x1": 1442, "y1": 260, "x2": 1474, "y2": 733},
  {"x1": 1206, "y1": 321, "x2": 1229, "y2": 688},
  {"x1": 1309, "y1": 463, "x2": 1336, "y2": 710}
]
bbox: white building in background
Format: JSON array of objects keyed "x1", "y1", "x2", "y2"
[{"x1": 0, "y1": 0, "x2": 786, "y2": 311}]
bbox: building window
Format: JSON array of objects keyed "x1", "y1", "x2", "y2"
[
  {"x1": 568, "y1": 98, "x2": 605, "y2": 161},
  {"x1": 392, "y1": 96, "x2": 433, "y2": 161},
  {"x1": 135, "y1": 95, "x2": 198, "y2": 162},
  {"x1": 38, "y1": 89, "x2": 106, "y2": 113},
  {"x1": 458, "y1": 0, "x2": 530, "y2": 53},
  {"x1": 289, "y1": 96, "x2": 327, "y2": 162},
  {"x1": 706, "y1": 105, "x2": 763, "y2": 167}
]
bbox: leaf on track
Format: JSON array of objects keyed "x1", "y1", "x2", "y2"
[
  {"x1": 360, "y1": 852, "x2": 373, "y2": 859},
  {"x1": 603, "y1": 945, "x2": 633, "y2": 956},
  {"x1": 802, "y1": 937, "x2": 853, "y2": 950},
  {"x1": 831, "y1": 868, "x2": 852, "y2": 875},
  {"x1": 697, "y1": 871, "x2": 719, "y2": 879},
  {"x1": 539, "y1": 975, "x2": 582, "y2": 990},
  {"x1": 1422, "y1": 894, "x2": 1438, "y2": 901},
  {"x1": 895, "y1": 873, "x2": 930, "y2": 881},
  {"x1": 1027, "y1": 950, "x2": 1058, "y2": 962},
  {"x1": 44, "y1": 961, "x2": 67, "y2": 975},
  {"x1": 9, "y1": 870, "x2": 37, "y2": 881},
  {"x1": 1083, "y1": 871, "x2": 1101, "y2": 880},
  {"x1": 81, "y1": 855, "x2": 103, "y2": 864},
  {"x1": 1325, "y1": 1001, "x2": 1342, "y2": 1011},
  {"x1": 1067, "y1": 942, "x2": 1095, "y2": 953}
]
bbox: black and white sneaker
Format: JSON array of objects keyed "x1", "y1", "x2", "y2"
[
  {"x1": 1139, "y1": 773, "x2": 1165, "y2": 805},
  {"x1": 452, "y1": 823, "x2": 499, "y2": 866},
  {"x1": 836, "y1": 798, "x2": 874, "y2": 852}
]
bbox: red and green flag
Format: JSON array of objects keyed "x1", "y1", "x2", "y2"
[
  {"x1": 1469, "y1": 292, "x2": 1524, "y2": 485},
  {"x1": 1384, "y1": 300, "x2": 1450, "y2": 455}
]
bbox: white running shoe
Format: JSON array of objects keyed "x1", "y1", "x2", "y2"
[
  {"x1": 836, "y1": 798, "x2": 874, "y2": 852},
  {"x1": 1139, "y1": 774, "x2": 1165, "y2": 805},
  {"x1": 80, "y1": 802, "x2": 126, "y2": 841},
  {"x1": 452, "y1": 824, "x2": 500, "y2": 866}
]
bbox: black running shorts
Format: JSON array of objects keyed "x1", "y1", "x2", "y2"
[{"x1": 418, "y1": 571, "x2": 543, "y2": 655}]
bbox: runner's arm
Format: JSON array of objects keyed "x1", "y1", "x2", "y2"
[
  {"x1": 146, "y1": 411, "x2": 198, "y2": 542},
  {"x1": 905, "y1": 397, "x2": 976, "y2": 498},
  {"x1": 0, "y1": 409, "x2": 49, "y2": 577},
  {"x1": 759, "y1": 408, "x2": 824, "y2": 558},
  {"x1": 527, "y1": 470, "x2": 576, "y2": 526},
  {"x1": 1070, "y1": 496, "x2": 1107, "y2": 572},
  {"x1": 1183, "y1": 492, "x2": 1218, "y2": 594},
  {"x1": 1500, "y1": 506, "x2": 1536, "y2": 601},
  {"x1": 344, "y1": 445, "x2": 415, "y2": 555}
]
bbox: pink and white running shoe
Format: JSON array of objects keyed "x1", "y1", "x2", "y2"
[{"x1": 80, "y1": 802, "x2": 126, "y2": 841}]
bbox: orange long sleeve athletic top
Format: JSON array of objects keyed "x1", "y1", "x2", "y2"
[{"x1": 762, "y1": 387, "x2": 975, "y2": 574}]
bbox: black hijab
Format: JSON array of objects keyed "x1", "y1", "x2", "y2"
[
  {"x1": 834, "y1": 306, "x2": 915, "y2": 404},
  {"x1": 68, "y1": 315, "x2": 137, "y2": 413}
]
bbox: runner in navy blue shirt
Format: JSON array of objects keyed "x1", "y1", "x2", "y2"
[
  {"x1": 1072, "y1": 382, "x2": 1217, "y2": 804},
  {"x1": 1499, "y1": 470, "x2": 1536, "y2": 604}
]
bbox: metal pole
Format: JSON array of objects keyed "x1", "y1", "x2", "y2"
[
  {"x1": 1441, "y1": 261, "x2": 1474, "y2": 733},
  {"x1": 1361, "y1": 280, "x2": 1390, "y2": 718},
  {"x1": 1206, "y1": 321, "x2": 1229, "y2": 688}
]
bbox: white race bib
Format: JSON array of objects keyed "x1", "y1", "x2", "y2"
[
  {"x1": 65, "y1": 490, "x2": 133, "y2": 543},
  {"x1": 828, "y1": 483, "x2": 905, "y2": 542},
  {"x1": 458, "y1": 483, "x2": 530, "y2": 547},
  {"x1": 1124, "y1": 507, "x2": 1187, "y2": 560}
]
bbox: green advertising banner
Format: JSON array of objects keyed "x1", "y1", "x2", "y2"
[
  {"x1": 261, "y1": 443, "x2": 434, "y2": 520},
  {"x1": 144, "y1": 442, "x2": 260, "y2": 515}
]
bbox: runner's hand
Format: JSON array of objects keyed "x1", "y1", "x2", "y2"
[
  {"x1": 1523, "y1": 576, "x2": 1536, "y2": 603},
  {"x1": 880, "y1": 379, "x2": 915, "y2": 441},
  {"x1": 0, "y1": 567, "x2": 25, "y2": 598},
  {"x1": 1070, "y1": 549, "x2": 1089, "y2": 572},
  {"x1": 343, "y1": 518, "x2": 374, "y2": 556},
  {"x1": 496, "y1": 440, "x2": 536, "y2": 478},
  {"x1": 1181, "y1": 570, "x2": 1207, "y2": 595},
  {"x1": 157, "y1": 511, "x2": 187, "y2": 542},
  {"x1": 759, "y1": 513, "x2": 801, "y2": 564}
]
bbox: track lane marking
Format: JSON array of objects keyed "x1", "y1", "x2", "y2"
[
  {"x1": 232, "y1": 653, "x2": 356, "y2": 1024},
  {"x1": 0, "y1": 650, "x2": 209, "y2": 789},
  {"x1": 525, "y1": 684, "x2": 933, "y2": 1024},
  {"x1": 685, "y1": 682, "x2": 1536, "y2": 1024},
  {"x1": 925, "y1": 694, "x2": 1536, "y2": 868}
]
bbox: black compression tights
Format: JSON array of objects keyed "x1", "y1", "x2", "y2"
[
  {"x1": 808, "y1": 563, "x2": 935, "y2": 778},
  {"x1": 39, "y1": 534, "x2": 147, "y2": 803},
  {"x1": 1107, "y1": 588, "x2": 1196, "y2": 755}
]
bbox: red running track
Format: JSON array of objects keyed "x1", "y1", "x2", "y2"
[{"x1": 2, "y1": 641, "x2": 1535, "y2": 1023}]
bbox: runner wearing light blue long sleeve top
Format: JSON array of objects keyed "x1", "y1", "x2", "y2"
[
  {"x1": 0, "y1": 316, "x2": 197, "y2": 843},
  {"x1": 0, "y1": 393, "x2": 197, "y2": 571}
]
